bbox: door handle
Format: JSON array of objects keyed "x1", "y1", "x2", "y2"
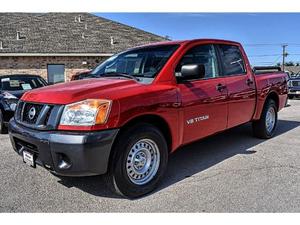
[
  {"x1": 246, "y1": 78, "x2": 254, "y2": 86},
  {"x1": 216, "y1": 83, "x2": 226, "y2": 92}
]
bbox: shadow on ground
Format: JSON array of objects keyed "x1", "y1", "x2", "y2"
[{"x1": 57, "y1": 119, "x2": 300, "y2": 199}]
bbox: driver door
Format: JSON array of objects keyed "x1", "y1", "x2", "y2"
[{"x1": 176, "y1": 44, "x2": 228, "y2": 144}]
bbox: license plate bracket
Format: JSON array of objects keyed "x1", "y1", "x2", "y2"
[{"x1": 23, "y1": 150, "x2": 36, "y2": 168}]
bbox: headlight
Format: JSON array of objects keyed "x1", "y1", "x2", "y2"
[
  {"x1": 60, "y1": 99, "x2": 112, "y2": 126},
  {"x1": 2, "y1": 92, "x2": 17, "y2": 99},
  {"x1": 8, "y1": 102, "x2": 17, "y2": 111},
  {"x1": 2, "y1": 92, "x2": 18, "y2": 111}
]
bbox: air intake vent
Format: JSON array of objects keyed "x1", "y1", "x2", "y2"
[
  {"x1": 110, "y1": 36, "x2": 115, "y2": 45},
  {"x1": 17, "y1": 31, "x2": 25, "y2": 40}
]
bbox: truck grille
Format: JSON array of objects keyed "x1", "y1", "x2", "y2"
[
  {"x1": 22, "y1": 103, "x2": 44, "y2": 124},
  {"x1": 15, "y1": 101, "x2": 64, "y2": 130}
]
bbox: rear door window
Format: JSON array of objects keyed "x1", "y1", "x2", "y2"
[{"x1": 218, "y1": 44, "x2": 246, "y2": 76}]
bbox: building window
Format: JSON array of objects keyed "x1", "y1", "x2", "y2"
[{"x1": 47, "y1": 64, "x2": 65, "y2": 84}]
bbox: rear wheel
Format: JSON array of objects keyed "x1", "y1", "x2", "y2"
[
  {"x1": 252, "y1": 99, "x2": 278, "y2": 139},
  {"x1": 106, "y1": 123, "x2": 168, "y2": 198},
  {"x1": 0, "y1": 110, "x2": 8, "y2": 134}
]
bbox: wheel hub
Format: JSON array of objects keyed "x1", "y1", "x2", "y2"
[
  {"x1": 133, "y1": 151, "x2": 147, "y2": 170},
  {"x1": 126, "y1": 139, "x2": 160, "y2": 185},
  {"x1": 266, "y1": 107, "x2": 276, "y2": 133}
]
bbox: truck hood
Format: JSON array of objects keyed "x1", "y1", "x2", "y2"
[{"x1": 21, "y1": 78, "x2": 142, "y2": 104}]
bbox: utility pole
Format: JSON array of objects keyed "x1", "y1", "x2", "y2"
[{"x1": 282, "y1": 44, "x2": 288, "y2": 71}]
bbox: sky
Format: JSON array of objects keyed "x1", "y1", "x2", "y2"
[{"x1": 96, "y1": 13, "x2": 300, "y2": 66}]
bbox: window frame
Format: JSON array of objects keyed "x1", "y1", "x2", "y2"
[
  {"x1": 174, "y1": 44, "x2": 221, "y2": 83},
  {"x1": 215, "y1": 44, "x2": 247, "y2": 77}
]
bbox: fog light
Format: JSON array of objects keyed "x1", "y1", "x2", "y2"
[{"x1": 57, "y1": 153, "x2": 71, "y2": 170}]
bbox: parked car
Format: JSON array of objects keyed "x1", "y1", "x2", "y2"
[
  {"x1": 8, "y1": 39, "x2": 288, "y2": 198},
  {"x1": 287, "y1": 72, "x2": 300, "y2": 99},
  {"x1": 0, "y1": 74, "x2": 47, "y2": 133},
  {"x1": 70, "y1": 70, "x2": 92, "y2": 81}
]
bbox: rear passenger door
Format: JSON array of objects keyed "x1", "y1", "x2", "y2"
[
  {"x1": 216, "y1": 44, "x2": 256, "y2": 128},
  {"x1": 176, "y1": 44, "x2": 228, "y2": 144}
]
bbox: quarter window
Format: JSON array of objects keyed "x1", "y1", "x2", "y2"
[
  {"x1": 218, "y1": 45, "x2": 246, "y2": 76},
  {"x1": 175, "y1": 44, "x2": 219, "y2": 81}
]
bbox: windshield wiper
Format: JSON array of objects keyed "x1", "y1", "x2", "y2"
[{"x1": 96, "y1": 72, "x2": 139, "y2": 81}]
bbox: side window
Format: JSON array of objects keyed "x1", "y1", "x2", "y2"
[
  {"x1": 218, "y1": 44, "x2": 246, "y2": 76},
  {"x1": 175, "y1": 44, "x2": 219, "y2": 81}
]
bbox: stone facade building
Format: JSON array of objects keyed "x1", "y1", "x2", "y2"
[{"x1": 0, "y1": 13, "x2": 166, "y2": 84}]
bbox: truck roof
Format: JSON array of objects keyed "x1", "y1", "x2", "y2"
[{"x1": 137, "y1": 38, "x2": 241, "y2": 48}]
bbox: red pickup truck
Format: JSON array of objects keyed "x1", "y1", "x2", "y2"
[{"x1": 9, "y1": 39, "x2": 288, "y2": 198}]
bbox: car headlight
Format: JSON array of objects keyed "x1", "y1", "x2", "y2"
[
  {"x1": 2, "y1": 92, "x2": 18, "y2": 111},
  {"x1": 60, "y1": 99, "x2": 112, "y2": 126}
]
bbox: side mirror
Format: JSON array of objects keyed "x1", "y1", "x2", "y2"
[{"x1": 181, "y1": 64, "x2": 205, "y2": 80}]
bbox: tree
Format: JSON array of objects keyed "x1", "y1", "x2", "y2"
[
  {"x1": 285, "y1": 61, "x2": 295, "y2": 66},
  {"x1": 164, "y1": 35, "x2": 171, "y2": 40}
]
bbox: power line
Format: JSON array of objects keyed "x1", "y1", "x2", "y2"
[
  {"x1": 244, "y1": 44, "x2": 283, "y2": 46},
  {"x1": 272, "y1": 55, "x2": 282, "y2": 65},
  {"x1": 248, "y1": 54, "x2": 281, "y2": 58},
  {"x1": 244, "y1": 43, "x2": 300, "y2": 46}
]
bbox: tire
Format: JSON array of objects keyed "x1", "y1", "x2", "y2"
[
  {"x1": 288, "y1": 95, "x2": 294, "y2": 99},
  {"x1": 252, "y1": 99, "x2": 278, "y2": 139},
  {"x1": 105, "y1": 123, "x2": 168, "y2": 199},
  {"x1": 0, "y1": 110, "x2": 8, "y2": 134}
]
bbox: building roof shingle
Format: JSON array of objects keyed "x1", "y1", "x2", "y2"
[{"x1": 0, "y1": 13, "x2": 167, "y2": 55}]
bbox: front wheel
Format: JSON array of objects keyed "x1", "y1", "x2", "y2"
[
  {"x1": 252, "y1": 99, "x2": 278, "y2": 139},
  {"x1": 106, "y1": 123, "x2": 168, "y2": 198}
]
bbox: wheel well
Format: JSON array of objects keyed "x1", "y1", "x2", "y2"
[
  {"x1": 266, "y1": 92, "x2": 279, "y2": 111},
  {"x1": 119, "y1": 115, "x2": 172, "y2": 153}
]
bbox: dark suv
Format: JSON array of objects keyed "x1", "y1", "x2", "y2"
[{"x1": 0, "y1": 74, "x2": 47, "y2": 133}]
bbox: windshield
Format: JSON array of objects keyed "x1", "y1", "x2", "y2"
[
  {"x1": 0, "y1": 76, "x2": 47, "y2": 91},
  {"x1": 90, "y1": 44, "x2": 179, "y2": 83}
]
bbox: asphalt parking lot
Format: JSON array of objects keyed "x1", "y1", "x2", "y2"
[{"x1": 1, "y1": 100, "x2": 300, "y2": 212}]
